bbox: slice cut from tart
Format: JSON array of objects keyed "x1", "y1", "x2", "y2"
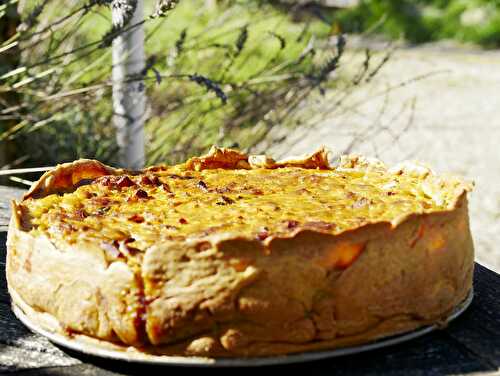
[{"x1": 7, "y1": 147, "x2": 474, "y2": 357}]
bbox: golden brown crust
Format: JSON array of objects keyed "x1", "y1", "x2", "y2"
[
  {"x1": 272, "y1": 147, "x2": 331, "y2": 169},
  {"x1": 185, "y1": 146, "x2": 251, "y2": 171},
  {"x1": 23, "y1": 159, "x2": 123, "y2": 200},
  {"x1": 183, "y1": 146, "x2": 331, "y2": 171},
  {"x1": 7, "y1": 147, "x2": 475, "y2": 357},
  {"x1": 247, "y1": 147, "x2": 331, "y2": 170}
]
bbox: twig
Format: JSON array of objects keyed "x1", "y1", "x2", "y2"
[
  {"x1": 0, "y1": 167, "x2": 54, "y2": 176},
  {"x1": 9, "y1": 176, "x2": 34, "y2": 186}
]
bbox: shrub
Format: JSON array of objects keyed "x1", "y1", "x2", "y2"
[
  {"x1": 334, "y1": 0, "x2": 500, "y2": 47},
  {"x1": 1, "y1": 0, "x2": 384, "y2": 176}
]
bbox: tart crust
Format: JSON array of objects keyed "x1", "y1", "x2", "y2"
[{"x1": 6, "y1": 147, "x2": 474, "y2": 357}]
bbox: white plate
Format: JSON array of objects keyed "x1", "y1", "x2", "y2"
[{"x1": 12, "y1": 289, "x2": 473, "y2": 367}]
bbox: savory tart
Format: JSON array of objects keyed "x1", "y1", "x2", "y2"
[{"x1": 6, "y1": 147, "x2": 474, "y2": 357}]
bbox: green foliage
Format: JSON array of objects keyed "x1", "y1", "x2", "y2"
[
  {"x1": 334, "y1": 0, "x2": 500, "y2": 47},
  {"x1": 2, "y1": 0, "x2": 348, "y2": 169},
  {"x1": 143, "y1": 1, "x2": 336, "y2": 163}
]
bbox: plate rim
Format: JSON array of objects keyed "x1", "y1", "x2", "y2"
[{"x1": 11, "y1": 289, "x2": 473, "y2": 368}]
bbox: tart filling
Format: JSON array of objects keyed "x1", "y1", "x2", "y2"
[{"x1": 20, "y1": 148, "x2": 467, "y2": 257}]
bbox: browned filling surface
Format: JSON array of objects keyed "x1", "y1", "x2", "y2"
[{"x1": 21, "y1": 164, "x2": 463, "y2": 255}]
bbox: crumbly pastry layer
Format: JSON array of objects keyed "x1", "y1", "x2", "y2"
[{"x1": 6, "y1": 147, "x2": 475, "y2": 357}]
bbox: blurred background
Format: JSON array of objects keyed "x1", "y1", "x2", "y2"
[{"x1": 0, "y1": 0, "x2": 499, "y2": 270}]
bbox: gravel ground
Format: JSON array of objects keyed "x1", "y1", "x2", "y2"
[{"x1": 270, "y1": 45, "x2": 500, "y2": 272}]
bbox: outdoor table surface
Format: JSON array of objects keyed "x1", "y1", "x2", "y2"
[{"x1": 0, "y1": 185, "x2": 499, "y2": 375}]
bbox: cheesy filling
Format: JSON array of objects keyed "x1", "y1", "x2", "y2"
[{"x1": 21, "y1": 165, "x2": 462, "y2": 258}]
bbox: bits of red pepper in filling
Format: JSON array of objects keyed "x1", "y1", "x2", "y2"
[
  {"x1": 140, "y1": 176, "x2": 153, "y2": 185},
  {"x1": 257, "y1": 228, "x2": 269, "y2": 241},
  {"x1": 248, "y1": 187, "x2": 264, "y2": 195},
  {"x1": 179, "y1": 218, "x2": 188, "y2": 224},
  {"x1": 147, "y1": 166, "x2": 167, "y2": 172},
  {"x1": 116, "y1": 176, "x2": 136, "y2": 188},
  {"x1": 139, "y1": 175, "x2": 162, "y2": 186},
  {"x1": 286, "y1": 220, "x2": 299, "y2": 229},
  {"x1": 134, "y1": 189, "x2": 149, "y2": 199},
  {"x1": 128, "y1": 214, "x2": 145, "y2": 223},
  {"x1": 95, "y1": 197, "x2": 111, "y2": 206}
]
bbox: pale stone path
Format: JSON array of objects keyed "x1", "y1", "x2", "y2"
[{"x1": 270, "y1": 45, "x2": 500, "y2": 272}]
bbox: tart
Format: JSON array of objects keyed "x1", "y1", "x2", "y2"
[{"x1": 6, "y1": 147, "x2": 474, "y2": 357}]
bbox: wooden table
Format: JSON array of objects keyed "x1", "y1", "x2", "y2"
[{"x1": 1, "y1": 186, "x2": 499, "y2": 375}]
